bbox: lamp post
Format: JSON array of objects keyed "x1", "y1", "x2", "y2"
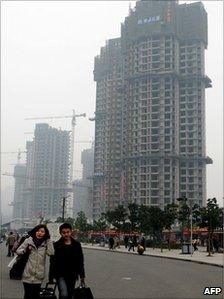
[
  {"x1": 189, "y1": 201, "x2": 193, "y2": 256},
  {"x1": 177, "y1": 197, "x2": 194, "y2": 255}
]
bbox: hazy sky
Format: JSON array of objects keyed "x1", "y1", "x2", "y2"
[{"x1": 1, "y1": 1, "x2": 223, "y2": 215}]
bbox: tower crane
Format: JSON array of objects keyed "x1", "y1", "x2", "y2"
[
  {"x1": 25, "y1": 109, "x2": 86, "y2": 183},
  {"x1": 1, "y1": 149, "x2": 27, "y2": 164}
]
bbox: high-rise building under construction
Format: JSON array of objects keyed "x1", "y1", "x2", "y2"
[
  {"x1": 26, "y1": 124, "x2": 70, "y2": 219},
  {"x1": 93, "y1": 0, "x2": 212, "y2": 219}
]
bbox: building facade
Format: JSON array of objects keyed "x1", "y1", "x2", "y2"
[
  {"x1": 73, "y1": 147, "x2": 94, "y2": 220},
  {"x1": 93, "y1": 38, "x2": 123, "y2": 218},
  {"x1": 27, "y1": 124, "x2": 70, "y2": 219},
  {"x1": 93, "y1": 0, "x2": 212, "y2": 218},
  {"x1": 13, "y1": 164, "x2": 27, "y2": 219}
]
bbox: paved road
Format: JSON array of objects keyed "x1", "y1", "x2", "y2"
[{"x1": 0, "y1": 243, "x2": 223, "y2": 299}]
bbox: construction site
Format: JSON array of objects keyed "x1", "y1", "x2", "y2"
[
  {"x1": 1, "y1": 0, "x2": 216, "y2": 225},
  {"x1": 92, "y1": 0, "x2": 213, "y2": 219},
  {"x1": 1, "y1": 110, "x2": 94, "y2": 228}
]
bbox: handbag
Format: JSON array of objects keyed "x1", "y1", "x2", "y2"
[
  {"x1": 74, "y1": 285, "x2": 94, "y2": 299},
  {"x1": 9, "y1": 250, "x2": 29, "y2": 280},
  {"x1": 39, "y1": 282, "x2": 57, "y2": 299},
  {"x1": 7, "y1": 256, "x2": 17, "y2": 268}
]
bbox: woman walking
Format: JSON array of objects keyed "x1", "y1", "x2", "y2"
[{"x1": 16, "y1": 224, "x2": 54, "y2": 299}]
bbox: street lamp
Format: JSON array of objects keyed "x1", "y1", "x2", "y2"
[
  {"x1": 189, "y1": 200, "x2": 193, "y2": 257},
  {"x1": 177, "y1": 197, "x2": 193, "y2": 255}
]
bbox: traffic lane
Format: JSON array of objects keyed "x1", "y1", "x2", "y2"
[
  {"x1": 0, "y1": 244, "x2": 222, "y2": 299},
  {"x1": 83, "y1": 248, "x2": 223, "y2": 299}
]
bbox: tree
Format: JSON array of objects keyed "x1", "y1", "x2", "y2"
[
  {"x1": 74, "y1": 211, "x2": 89, "y2": 232},
  {"x1": 148, "y1": 206, "x2": 167, "y2": 252},
  {"x1": 199, "y1": 198, "x2": 221, "y2": 256},
  {"x1": 92, "y1": 215, "x2": 108, "y2": 232},
  {"x1": 127, "y1": 202, "x2": 140, "y2": 232},
  {"x1": 138, "y1": 204, "x2": 152, "y2": 235},
  {"x1": 55, "y1": 217, "x2": 75, "y2": 227},
  {"x1": 177, "y1": 198, "x2": 200, "y2": 242},
  {"x1": 56, "y1": 217, "x2": 63, "y2": 223},
  {"x1": 138, "y1": 205, "x2": 176, "y2": 252},
  {"x1": 164, "y1": 203, "x2": 178, "y2": 229},
  {"x1": 163, "y1": 203, "x2": 178, "y2": 250},
  {"x1": 104, "y1": 205, "x2": 128, "y2": 231},
  {"x1": 177, "y1": 198, "x2": 190, "y2": 233}
]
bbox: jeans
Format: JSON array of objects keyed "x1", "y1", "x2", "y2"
[
  {"x1": 23, "y1": 283, "x2": 41, "y2": 299},
  {"x1": 57, "y1": 277, "x2": 76, "y2": 299}
]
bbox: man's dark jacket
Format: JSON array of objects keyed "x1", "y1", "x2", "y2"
[{"x1": 49, "y1": 237, "x2": 85, "y2": 281}]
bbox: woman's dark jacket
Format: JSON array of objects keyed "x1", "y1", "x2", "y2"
[{"x1": 49, "y1": 237, "x2": 85, "y2": 280}]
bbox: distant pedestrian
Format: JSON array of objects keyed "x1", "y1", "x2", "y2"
[
  {"x1": 16, "y1": 233, "x2": 20, "y2": 241},
  {"x1": 12, "y1": 235, "x2": 28, "y2": 253},
  {"x1": 108, "y1": 237, "x2": 115, "y2": 250},
  {"x1": 166, "y1": 237, "x2": 171, "y2": 250},
  {"x1": 128, "y1": 237, "x2": 135, "y2": 252},
  {"x1": 133, "y1": 235, "x2": 138, "y2": 247},
  {"x1": 16, "y1": 224, "x2": 54, "y2": 299},
  {"x1": 114, "y1": 236, "x2": 120, "y2": 249},
  {"x1": 201, "y1": 238, "x2": 205, "y2": 247},
  {"x1": 137, "y1": 244, "x2": 144, "y2": 255},
  {"x1": 6, "y1": 232, "x2": 16, "y2": 257},
  {"x1": 49, "y1": 223, "x2": 85, "y2": 299},
  {"x1": 192, "y1": 239, "x2": 198, "y2": 251},
  {"x1": 91, "y1": 236, "x2": 95, "y2": 246},
  {"x1": 140, "y1": 236, "x2": 146, "y2": 251},
  {"x1": 124, "y1": 235, "x2": 129, "y2": 249},
  {"x1": 213, "y1": 236, "x2": 219, "y2": 252},
  {"x1": 1, "y1": 234, "x2": 5, "y2": 242}
]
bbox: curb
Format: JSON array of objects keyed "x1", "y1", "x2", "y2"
[{"x1": 82, "y1": 245, "x2": 223, "y2": 268}]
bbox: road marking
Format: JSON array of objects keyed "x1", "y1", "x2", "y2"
[{"x1": 122, "y1": 277, "x2": 132, "y2": 280}]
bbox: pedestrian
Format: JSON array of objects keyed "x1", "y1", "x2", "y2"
[
  {"x1": 16, "y1": 224, "x2": 54, "y2": 299},
  {"x1": 16, "y1": 233, "x2": 20, "y2": 241},
  {"x1": 49, "y1": 223, "x2": 85, "y2": 299},
  {"x1": 124, "y1": 235, "x2": 129, "y2": 249},
  {"x1": 108, "y1": 237, "x2": 115, "y2": 250},
  {"x1": 6, "y1": 232, "x2": 16, "y2": 257},
  {"x1": 212, "y1": 236, "x2": 219, "y2": 252},
  {"x1": 113, "y1": 236, "x2": 120, "y2": 249},
  {"x1": 201, "y1": 237, "x2": 205, "y2": 247},
  {"x1": 192, "y1": 239, "x2": 198, "y2": 251},
  {"x1": 137, "y1": 244, "x2": 144, "y2": 255},
  {"x1": 166, "y1": 237, "x2": 171, "y2": 251},
  {"x1": 12, "y1": 235, "x2": 29, "y2": 253},
  {"x1": 116, "y1": 236, "x2": 121, "y2": 248},
  {"x1": 128, "y1": 237, "x2": 135, "y2": 252}
]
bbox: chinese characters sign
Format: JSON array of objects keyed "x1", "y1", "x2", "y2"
[{"x1": 137, "y1": 16, "x2": 160, "y2": 25}]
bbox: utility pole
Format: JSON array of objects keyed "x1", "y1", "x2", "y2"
[
  {"x1": 62, "y1": 197, "x2": 66, "y2": 222},
  {"x1": 177, "y1": 196, "x2": 193, "y2": 255},
  {"x1": 190, "y1": 204, "x2": 193, "y2": 256}
]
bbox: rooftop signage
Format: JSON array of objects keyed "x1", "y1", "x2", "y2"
[{"x1": 137, "y1": 15, "x2": 160, "y2": 25}]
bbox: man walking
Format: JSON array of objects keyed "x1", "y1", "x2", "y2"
[
  {"x1": 6, "y1": 232, "x2": 16, "y2": 257},
  {"x1": 128, "y1": 236, "x2": 135, "y2": 252},
  {"x1": 108, "y1": 236, "x2": 115, "y2": 250},
  {"x1": 124, "y1": 235, "x2": 129, "y2": 249},
  {"x1": 49, "y1": 223, "x2": 85, "y2": 299}
]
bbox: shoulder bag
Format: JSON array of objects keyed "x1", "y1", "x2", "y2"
[{"x1": 9, "y1": 249, "x2": 30, "y2": 280}]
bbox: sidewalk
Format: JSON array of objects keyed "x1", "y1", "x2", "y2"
[{"x1": 82, "y1": 243, "x2": 223, "y2": 267}]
